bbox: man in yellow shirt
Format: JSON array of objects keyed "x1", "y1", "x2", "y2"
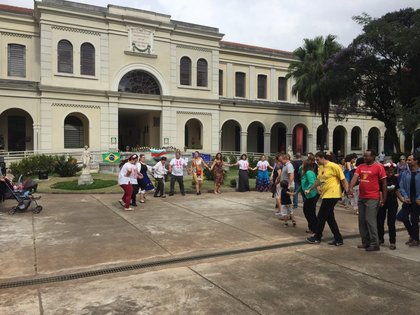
[{"x1": 305, "y1": 151, "x2": 349, "y2": 246}]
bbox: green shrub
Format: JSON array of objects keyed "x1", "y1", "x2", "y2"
[
  {"x1": 267, "y1": 155, "x2": 275, "y2": 166},
  {"x1": 228, "y1": 154, "x2": 237, "y2": 164},
  {"x1": 54, "y1": 155, "x2": 81, "y2": 177},
  {"x1": 203, "y1": 167, "x2": 213, "y2": 180},
  {"x1": 9, "y1": 154, "x2": 56, "y2": 176},
  {"x1": 230, "y1": 178, "x2": 236, "y2": 188},
  {"x1": 248, "y1": 155, "x2": 258, "y2": 179}
]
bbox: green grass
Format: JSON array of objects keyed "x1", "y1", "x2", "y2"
[
  {"x1": 37, "y1": 168, "x2": 258, "y2": 194},
  {"x1": 51, "y1": 179, "x2": 117, "y2": 190}
]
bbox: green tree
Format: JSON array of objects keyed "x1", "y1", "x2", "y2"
[
  {"x1": 325, "y1": 8, "x2": 420, "y2": 153},
  {"x1": 287, "y1": 35, "x2": 342, "y2": 150}
]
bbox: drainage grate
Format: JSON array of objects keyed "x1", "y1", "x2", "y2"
[{"x1": 0, "y1": 232, "x2": 367, "y2": 290}]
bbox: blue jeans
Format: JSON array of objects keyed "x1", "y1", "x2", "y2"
[
  {"x1": 293, "y1": 180, "x2": 300, "y2": 207},
  {"x1": 398, "y1": 203, "x2": 420, "y2": 241}
]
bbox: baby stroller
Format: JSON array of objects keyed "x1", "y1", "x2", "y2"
[{"x1": 2, "y1": 176, "x2": 42, "y2": 215}]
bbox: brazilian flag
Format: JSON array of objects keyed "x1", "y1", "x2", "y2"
[{"x1": 102, "y1": 152, "x2": 121, "y2": 163}]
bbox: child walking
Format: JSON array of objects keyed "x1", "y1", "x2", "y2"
[{"x1": 277, "y1": 180, "x2": 296, "y2": 227}]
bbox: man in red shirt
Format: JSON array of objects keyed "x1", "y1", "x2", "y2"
[{"x1": 349, "y1": 150, "x2": 387, "y2": 251}]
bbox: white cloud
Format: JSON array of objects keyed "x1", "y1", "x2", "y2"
[{"x1": 3, "y1": 0, "x2": 419, "y2": 51}]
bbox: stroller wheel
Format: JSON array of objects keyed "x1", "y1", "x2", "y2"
[
  {"x1": 33, "y1": 206, "x2": 43, "y2": 214},
  {"x1": 8, "y1": 207, "x2": 17, "y2": 215}
]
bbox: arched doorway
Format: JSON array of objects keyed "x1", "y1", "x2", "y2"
[
  {"x1": 185, "y1": 119, "x2": 202, "y2": 150},
  {"x1": 64, "y1": 113, "x2": 89, "y2": 148},
  {"x1": 117, "y1": 70, "x2": 162, "y2": 150},
  {"x1": 316, "y1": 125, "x2": 329, "y2": 151},
  {"x1": 384, "y1": 130, "x2": 395, "y2": 155},
  {"x1": 221, "y1": 120, "x2": 241, "y2": 152},
  {"x1": 293, "y1": 124, "x2": 308, "y2": 154},
  {"x1": 368, "y1": 127, "x2": 380, "y2": 153},
  {"x1": 0, "y1": 108, "x2": 34, "y2": 151},
  {"x1": 270, "y1": 123, "x2": 287, "y2": 154},
  {"x1": 351, "y1": 127, "x2": 362, "y2": 151},
  {"x1": 333, "y1": 126, "x2": 347, "y2": 156},
  {"x1": 247, "y1": 121, "x2": 264, "y2": 153}
]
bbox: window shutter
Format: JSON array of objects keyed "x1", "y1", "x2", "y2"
[
  {"x1": 81, "y1": 43, "x2": 95, "y2": 76},
  {"x1": 58, "y1": 40, "x2": 73, "y2": 73},
  {"x1": 8, "y1": 44, "x2": 26, "y2": 77}
]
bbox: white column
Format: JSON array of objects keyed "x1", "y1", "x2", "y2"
[
  {"x1": 307, "y1": 133, "x2": 314, "y2": 154},
  {"x1": 226, "y1": 63, "x2": 233, "y2": 98},
  {"x1": 240, "y1": 131, "x2": 248, "y2": 153},
  {"x1": 249, "y1": 66, "x2": 256, "y2": 100},
  {"x1": 264, "y1": 132, "x2": 271, "y2": 155},
  {"x1": 346, "y1": 130, "x2": 351, "y2": 155},
  {"x1": 33, "y1": 124, "x2": 41, "y2": 153},
  {"x1": 286, "y1": 133, "x2": 293, "y2": 153},
  {"x1": 379, "y1": 136, "x2": 384, "y2": 154}
]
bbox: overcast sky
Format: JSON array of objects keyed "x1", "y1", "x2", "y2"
[{"x1": 4, "y1": 0, "x2": 420, "y2": 51}]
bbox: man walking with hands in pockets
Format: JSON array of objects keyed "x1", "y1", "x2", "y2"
[{"x1": 348, "y1": 150, "x2": 387, "y2": 251}]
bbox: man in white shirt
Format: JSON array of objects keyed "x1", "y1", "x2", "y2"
[
  {"x1": 153, "y1": 156, "x2": 168, "y2": 198},
  {"x1": 169, "y1": 151, "x2": 188, "y2": 196}
]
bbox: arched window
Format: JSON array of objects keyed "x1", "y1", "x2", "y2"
[
  {"x1": 80, "y1": 42, "x2": 95, "y2": 76},
  {"x1": 64, "y1": 115, "x2": 85, "y2": 148},
  {"x1": 8, "y1": 44, "x2": 26, "y2": 77},
  {"x1": 197, "y1": 58, "x2": 208, "y2": 87},
  {"x1": 180, "y1": 57, "x2": 191, "y2": 85},
  {"x1": 57, "y1": 40, "x2": 73, "y2": 73},
  {"x1": 118, "y1": 70, "x2": 161, "y2": 95}
]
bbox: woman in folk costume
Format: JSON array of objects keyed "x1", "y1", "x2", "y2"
[
  {"x1": 252, "y1": 154, "x2": 273, "y2": 192},
  {"x1": 210, "y1": 152, "x2": 230, "y2": 194},
  {"x1": 191, "y1": 151, "x2": 209, "y2": 195},
  {"x1": 231, "y1": 153, "x2": 252, "y2": 192}
]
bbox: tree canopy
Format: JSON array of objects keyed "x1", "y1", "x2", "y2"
[
  {"x1": 325, "y1": 8, "x2": 420, "y2": 153},
  {"x1": 287, "y1": 35, "x2": 342, "y2": 150}
]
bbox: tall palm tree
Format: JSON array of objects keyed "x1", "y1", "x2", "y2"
[{"x1": 287, "y1": 35, "x2": 341, "y2": 151}]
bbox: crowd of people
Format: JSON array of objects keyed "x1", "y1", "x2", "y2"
[{"x1": 116, "y1": 149, "x2": 420, "y2": 250}]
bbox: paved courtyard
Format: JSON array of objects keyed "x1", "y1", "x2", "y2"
[{"x1": 1, "y1": 191, "x2": 420, "y2": 314}]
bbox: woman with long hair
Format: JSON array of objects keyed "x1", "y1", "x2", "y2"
[
  {"x1": 252, "y1": 155, "x2": 273, "y2": 192},
  {"x1": 231, "y1": 153, "x2": 251, "y2": 192},
  {"x1": 136, "y1": 154, "x2": 154, "y2": 203},
  {"x1": 191, "y1": 151, "x2": 209, "y2": 195},
  {"x1": 210, "y1": 152, "x2": 229, "y2": 194}
]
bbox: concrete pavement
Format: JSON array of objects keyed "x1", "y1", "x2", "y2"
[{"x1": 1, "y1": 191, "x2": 419, "y2": 314}]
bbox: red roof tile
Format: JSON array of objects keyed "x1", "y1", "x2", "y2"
[
  {"x1": 221, "y1": 41, "x2": 293, "y2": 57},
  {"x1": 0, "y1": 4, "x2": 33, "y2": 15}
]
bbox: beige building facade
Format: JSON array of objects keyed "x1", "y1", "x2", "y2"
[{"x1": 1, "y1": 0, "x2": 401, "y2": 157}]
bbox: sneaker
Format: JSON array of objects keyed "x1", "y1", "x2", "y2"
[
  {"x1": 124, "y1": 207, "x2": 133, "y2": 211},
  {"x1": 169, "y1": 193, "x2": 174, "y2": 196},
  {"x1": 160, "y1": 195, "x2": 166, "y2": 198},
  {"x1": 181, "y1": 193, "x2": 186, "y2": 196},
  {"x1": 292, "y1": 220, "x2": 296, "y2": 227},
  {"x1": 131, "y1": 203, "x2": 138, "y2": 207},
  {"x1": 405, "y1": 237, "x2": 413, "y2": 245},
  {"x1": 328, "y1": 240, "x2": 344, "y2": 246},
  {"x1": 306, "y1": 236, "x2": 321, "y2": 244},
  {"x1": 389, "y1": 243, "x2": 396, "y2": 250},
  {"x1": 408, "y1": 240, "x2": 419, "y2": 247},
  {"x1": 357, "y1": 244, "x2": 368, "y2": 249},
  {"x1": 139, "y1": 200, "x2": 145, "y2": 203}
]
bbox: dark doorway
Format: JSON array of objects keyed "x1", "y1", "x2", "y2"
[{"x1": 8, "y1": 116, "x2": 26, "y2": 151}]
